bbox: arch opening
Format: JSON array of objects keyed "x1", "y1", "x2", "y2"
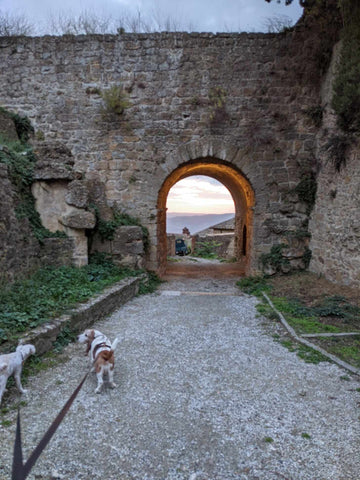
[{"x1": 157, "y1": 158, "x2": 254, "y2": 277}]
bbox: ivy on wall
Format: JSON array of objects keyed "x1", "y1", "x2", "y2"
[
  {"x1": 0, "y1": 109, "x2": 66, "y2": 242},
  {"x1": 332, "y1": 0, "x2": 360, "y2": 132},
  {"x1": 90, "y1": 205, "x2": 149, "y2": 252}
]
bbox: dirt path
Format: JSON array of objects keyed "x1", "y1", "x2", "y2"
[
  {"x1": 164, "y1": 256, "x2": 245, "y2": 279},
  {"x1": 0, "y1": 277, "x2": 359, "y2": 480}
]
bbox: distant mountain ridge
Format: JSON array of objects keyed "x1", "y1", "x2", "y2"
[{"x1": 167, "y1": 213, "x2": 234, "y2": 234}]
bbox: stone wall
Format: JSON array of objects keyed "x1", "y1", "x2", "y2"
[
  {"x1": 90, "y1": 225, "x2": 145, "y2": 269},
  {"x1": 0, "y1": 155, "x2": 74, "y2": 283},
  {"x1": 309, "y1": 147, "x2": 360, "y2": 286},
  {"x1": 309, "y1": 42, "x2": 360, "y2": 287},
  {"x1": 0, "y1": 32, "x2": 323, "y2": 275}
]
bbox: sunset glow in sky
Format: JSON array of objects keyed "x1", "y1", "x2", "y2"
[{"x1": 167, "y1": 176, "x2": 235, "y2": 214}]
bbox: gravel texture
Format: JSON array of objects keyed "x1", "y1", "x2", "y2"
[{"x1": 0, "y1": 278, "x2": 359, "y2": 480}]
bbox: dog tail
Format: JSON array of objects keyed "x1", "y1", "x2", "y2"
[{"x1": 111, "y1": 338, "x2": 119, "y2": 351}]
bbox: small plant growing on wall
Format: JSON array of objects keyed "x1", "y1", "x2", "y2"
[
  {"x1": 101, "y1": 84, "x2": 131, "y2": 116},
  {"x1": 303, "y1": 104, "x2": 323, "y2": 128},
  {"x1": 324, "y1": 134, "x2": 352, "y2": 172},
  {"x1": 208, "y1": 86, "x2": 228, "y2": 127}
]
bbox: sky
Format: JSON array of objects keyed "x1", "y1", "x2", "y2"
[
  {"x1": 1, "y1": 0, "x2": 303, "y2": 34},
  {"x1": 167, "y1": 176, "x2": 235, "y2": 214}
]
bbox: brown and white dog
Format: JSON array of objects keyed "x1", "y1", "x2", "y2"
[
  {"x1": 78, "y1": 329, "x2": 119, "y2": 394},
  {"x1": 0, "y1": 344, "x2": 36, "y2": 405}
]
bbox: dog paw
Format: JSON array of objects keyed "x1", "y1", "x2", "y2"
[
  {"x1": 20, "y1": 389, "x2": 27, "y2": 394},
  {"x1": 109, "y1": 382, "x2": 117, "y2": 389},
  {"x1": 95, "y1": 387, "x2": 102, "y2": 394}
]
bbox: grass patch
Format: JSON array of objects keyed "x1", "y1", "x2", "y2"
[
  {"x1": 0, "y1": 254, "x2": 140, "y2": 349},
  {"x1": 238, "y1": 273, "x2": 360, "y2": 368},
  {"x1": 270, "y1": 297, "x2": 343, "y2": 335},
  {"x1": 279, "y1": 339, "x2": 328, "y2": 365},
  {"x1": 313, "y1": 336, "x2": 360, "y2": 369},
  {"x1": 236, "y1": 276, "x2": 272, "y2": 297}
]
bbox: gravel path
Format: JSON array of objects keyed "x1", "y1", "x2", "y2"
[{"x1": 0, "y1": 278, "x2": 359, "y2": 480}]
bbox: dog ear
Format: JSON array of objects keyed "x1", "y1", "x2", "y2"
[
  {"x1": 84, "y1": 331, "x2": 94, "y2": 355},
  {"x1": 88, "y1": 330, "x2": 95, "y2": 342}
]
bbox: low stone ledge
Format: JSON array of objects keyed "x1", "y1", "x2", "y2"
[{"x1": 18, "y1": 274, "x2": 146, "y2": 355}]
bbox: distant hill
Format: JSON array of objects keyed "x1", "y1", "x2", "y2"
[{"x1": 167, "y1": 213, "x2": 235, "y2": 234}]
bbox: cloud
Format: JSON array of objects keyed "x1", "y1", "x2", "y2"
[
  {"x1": 1, "y1": 0, "x2": 302, "y2": 33},
  {"x1": 167, "y1": 176, "x2": 235, "y2": 214}
]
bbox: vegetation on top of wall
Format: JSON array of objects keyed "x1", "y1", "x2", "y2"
[{"x1": 332, "y1": 0, "x2": 360, "y2": 132}]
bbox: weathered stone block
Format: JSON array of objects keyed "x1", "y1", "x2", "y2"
[
  {"x1": 33, "y1": 142, "x2": 75, "y2": 180},
  {"x1": 112, "y1": 226, "x2": 144, "y2": 255},
  {"x1": 65, "y1": 180, "x2": 89, "y2": 208},
  {"x1": 60, "y1": 211, "x2": 96, "y2": 229}
]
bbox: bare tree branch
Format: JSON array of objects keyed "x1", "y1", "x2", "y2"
[{"x1": 0, "y1": 10, "x2": 34, "y2": 36}]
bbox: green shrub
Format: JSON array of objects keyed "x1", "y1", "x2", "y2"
[{"x1": 194, "y1": 240, "x2": 222, "y2": 259}]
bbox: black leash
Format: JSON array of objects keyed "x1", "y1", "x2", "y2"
[{"x1": 12, "y1": 370, "x2": 89, "y2": 480}]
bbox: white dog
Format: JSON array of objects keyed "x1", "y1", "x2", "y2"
[
  {"x1": 0, "y1": 344, "x2": 36, "y2": 405},
  {"x1": 78, "y1": 329, "x2": 119, "y2": 394}
]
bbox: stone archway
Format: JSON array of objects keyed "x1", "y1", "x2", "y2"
[{"x1": 157, "y1": 158, "x2": 254, "y2": 276}]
